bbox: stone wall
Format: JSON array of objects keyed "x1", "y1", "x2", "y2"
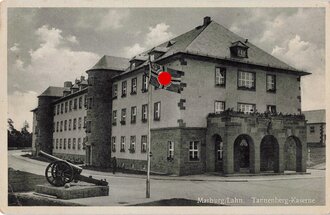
[{"x1": 86, "y1": 69, "x2": 120, "y2": 167}]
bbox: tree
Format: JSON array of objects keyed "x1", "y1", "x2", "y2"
[{"x1": 7, "y1": 119, "x2": 32, "y2": 148}]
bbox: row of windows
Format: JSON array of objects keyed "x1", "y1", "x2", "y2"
[
  {"x1": 215, "y1": 68, "x2": 277, "y2": 92},
  {"x1": 54, "y1": 117, "x2": 87, "y2": 132},
  {"x1": 214, "y1": 101, "x2": 277, "y2": 114},
  {"x1": 112, "y1": 102, "x2": 161, "y2": 126},
  {"x1": 112, "y1": 75, "x2": 148, "y2": 99},
  {"x1": 112, "y1": 135, "x2": 147, "y2": 153},
  {"x1": 53, "y1": 137, "x2": 85, "y2": 150},
  {"x1": 55, "y1": 95, "x2": 86, "y2": 115}
]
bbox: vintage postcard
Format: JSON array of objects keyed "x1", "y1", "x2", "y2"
[{"x1": 1, "y1": 0, "x2": 329, "y2": 214}]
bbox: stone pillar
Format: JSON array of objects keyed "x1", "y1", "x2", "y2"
[
  {"x1": 251, "y1": 141, "x2": 260, "y2": 174},
  {"x1": 277, "y1": 136, "x2": 286, "y2": 173},
  {"x1": 223, "y1": 130, "x2": 236, "y2": 174}
]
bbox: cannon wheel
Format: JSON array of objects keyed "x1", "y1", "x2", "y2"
[{"x1": 45, "y1": 160, "x2": 74, "y2": 187}]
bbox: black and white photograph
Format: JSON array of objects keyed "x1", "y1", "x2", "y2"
[{"x1": 1, "y1": 1, "x2": 329, "y2": 214}]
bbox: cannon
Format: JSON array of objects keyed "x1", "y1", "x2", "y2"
[{"x1": 38, "y1": 150, "x2": 108, "y2": 187}]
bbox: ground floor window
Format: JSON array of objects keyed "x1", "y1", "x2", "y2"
[
  {"x1": 111, "y1": 136, "x2": 116, "y2": 152},
  {"x1": 141, "y1": 135, "x2": 147, "y2": 153},
  {"x1": 217, "y1": 141, "x2": 224, "y2": 160},
  {"x1": 168, "y1": 141, "x2": 174, "y2": 160},
  {"x1": 129, "y1": 136, "x2": 136, "y2": 153},
  {"x1": 120, "y1": 136, "x2": 125, "y2": 152},
  {"x1": 189, "y1": 141, "x2": 199, "y2": 161},
  {"x1": 238, "y1": 103, "x2": 256, "y2": 113}
]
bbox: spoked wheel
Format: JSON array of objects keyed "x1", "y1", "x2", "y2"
[{"x1": 45, "y1": 161, "x2": 74, "y2": 187}]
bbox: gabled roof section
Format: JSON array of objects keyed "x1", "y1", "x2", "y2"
[
  {"x1": 303, "y1": 109, "x2": 326, "y2": 124},
  {"x1": 231, "y1": 41, "x2": 249, "y2": 49},
  {"x1": 89, "y1": 55, "x2": 130, "y2": 72},
  {"x1": 38, "y1": 86, "x2": 64, "y2": 97},
  {"x1": 185, "y1": 21, "x2": 297, "y2": 71}
]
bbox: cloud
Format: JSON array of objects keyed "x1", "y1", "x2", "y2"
[
  {"x1": 8, "y1": 90, "x2": 38, "y2": 131},
  {"x1": 145, "y1": 23, "x2": 174, "y2": 47},
  {"x1": 97, "y1": 9, "x2": 130, "y2": 31},
  {"x1": 271, "y1": 35, "x2": 325, "y2": 110},
  {"x1": 123, "y1": 22, "x2": 174, "y2": 58},
  {"x1": 14, "y1": 59, "x2": 24, "y2": 71},
  {"x1": 123, "y1": 43, "x2": 145, "y2": 58},
  {"x1": 66, "y1": 35, "x2": 79, "y2": 44},
  {"x1": 10, "y1": 43, "x2": 20, "y2": 53}
]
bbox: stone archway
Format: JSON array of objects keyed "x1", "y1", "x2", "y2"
[
  {"x1": 234, "y1": 134, "x2": 254, "y2": 173},
  {"x1": 212, "y1": 134, "x2": 223, "y2": 172},
  {"x1": 260, "y1": 135, "x2": 279, "y2": 172},
  {"x1": 285, "y1": 136, "x2": 303, "y2": 172}
]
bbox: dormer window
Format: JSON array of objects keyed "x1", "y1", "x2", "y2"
[
  {"x1": 230, "y1": 41, "x2": 249, "y2": 58},
  {"x1": 131, "y1": 62, "x2": 136, "y2": 69},
  {"x1": 150, "y1": 54, "x2": 155, "y2": 62}
]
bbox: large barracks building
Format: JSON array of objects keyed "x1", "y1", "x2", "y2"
[{"x1": 32, "y1": 17, "x2": 310, "y2": 175}]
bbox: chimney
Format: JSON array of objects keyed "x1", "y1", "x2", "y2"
[{"x1": 203, "y1": 16, "x2": 211, "y2": 26}]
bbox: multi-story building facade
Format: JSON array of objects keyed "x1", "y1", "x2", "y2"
[
  {"x1": 303, "y1": 109, "x2": 326, "y2": 147},
  {"x1": 32, "y1": 17, "x2": 310, "y2": 175}
]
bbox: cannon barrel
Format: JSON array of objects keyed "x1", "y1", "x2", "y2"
[{"x1": 38, "y1": 150, "x2": 83, "y2": 174}]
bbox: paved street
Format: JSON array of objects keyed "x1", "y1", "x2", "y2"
[{"x1": 8, "y1": 150, "x2": 325, "y2": 206}]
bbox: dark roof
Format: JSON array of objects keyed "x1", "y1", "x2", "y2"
[
  {"x1": 88, "y1": 55, "x2": 130, "y2": 71},
  {"x1": 38, "y1": 86, "x2": 64, "y2": 97},
  {"x1": 303, "y1": 109, "x2": 326, "y2": 124}
]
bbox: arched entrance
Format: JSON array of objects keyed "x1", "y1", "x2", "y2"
[
  {"x1": 234, "y1": 134, "x2": 254, "y2": 173},
  {"x1": 212, "y1": 134, "x2": 223, "y2": 172},
  {"x1": 260, "y1": 135, "x2": 279, "y2": 172},
  {"x1": 285, "y1": 136, "x2": 303, "y2": 172}
]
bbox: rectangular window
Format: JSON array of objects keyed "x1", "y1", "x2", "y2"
[
  {"x1": 131, "y1": 106, "x2": 137, "y2": 124},
  {"x1": 266, "y1": 74, "x2": 276, "y2": 92},
  {"x1": 238, "y1": 71, "x2": 256, "y2": 90},
  {"x1": 56, "y1": 122, "x2": 59, "y2": 132},
  {"x1": 111, "y1": 136, "x2": 116, "y2": 152},
  {"x1": 56, "y1": 139, "x2": 58, "y2": 149},
  {"x1": 78, "y1": 138, "x2": 81, "y2": 150},
  {"x1": 189, "y1": 141, "x2": 199, "y2": 161},
  {"x1": 120, "y1": 136, "x2": 125, "y2": 152},
  {"x1": 141, "y1": 135, "x2": 147, "y2": 153},
  {"x1": 214, "y1": 101, "x2": 225, "y2": 113},
  {"x1": 53, "y1": 123, "x2": 55, "y2": 132},
  {"x1": 113, "y1": 84, "x2": 118, "y2": 99},
  {"x1": 310, "y1": 126, "x2": 315, "y2": 133},
  {"x1": 238, "y1": 103, "x2": 256, "y2": 113},
  {"x1": 60, "y1": 121, "x2": 63, "y2": 132},
  {"x1": 112, "y1": 110, "x2": 117, "y2": 126},
  {"x1": 79, "y1": 96, "x2": 82, "y2": 109},
  {"x1": 60, "y1": 103, "x2": 64, "y2": 114},
  {"x1": 267, "y1": 105, "x2": 277, "y2": 114},
  {"x1": 142, "y1": 74, "x2": 148, "y2": 92},
  {"x1": 217, "y1": 141, "x2": 224, "y2": 160},
  {"x1": 73, "y1": 118, "x2": 77, "y2": 130},
  {"x1": 83, "y1": 116, "x2": 87, "y2": 128},
  {"x1": 87, "y1": 97, "x2": 93, "y2": 109},
  {"x1": 86, "y1": 121, "x2": 91, "y2": 133},
  {"x1": 69, "y1": 100, "x2": 72, "y2": 112},
  {"x1": 154, "y1": 102, "x2": 161, "y2": 121},
  {"x1": 68, "y1": 138, "x2": 71, "y2": 149},
  {"x1": 121, "y1": 81, "x2": 127, "y2": 97},
  {"x1": 168, "y1": 141, "x2": 174, "y2": 159},
  {"x1": 121, "y1": 108, "x2": 126, "y2": 125},
  {"x1": 83, "y1": 95, "x2": 87, "y2": 108},
  {"x1": 59, "y1": 139, "x2": 62, "y2": 149},
  {"x1": 65, "y1": 102, "x2": 68, "y2": 113},
  {"x1": 73, "y1": 138, "x2": 76, "y2": 150},
  {"x1": 215, "y1": 67, "x2": 226, "y2": 87},
  {"x1": 63, "y1": 138, "x2": 66, "y2": 150},
  {"x1": 131, "y1": 78, "x2": 137, "y2": 95},
  {"x1": 64, "y1": 120, "x2": 67, "y2": 131},
  {"x1": 78, "y1": 117, "x2": 82, "y2": 129},
  {"x1": 142, "y1": 104, "x2": 148, "y2": 122},
  {"x1": 130, "y1": 136, "x2": 136, "y2": 153},
  {"x1": 73, "y1": 98, "x2": 77, "y2": 110},
  {"x1": 57, "y1": 105, "x2": 60, "y2": 115}
]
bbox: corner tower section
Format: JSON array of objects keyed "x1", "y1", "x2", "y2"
[
  {"x1": 85, "y1": 55, "x2": 130, "y2": 167},
  {"x1": 35, "y1": 87, "x2": 64, "y2": 154}
]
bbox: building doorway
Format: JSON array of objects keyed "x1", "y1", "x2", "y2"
[
  {"x1": 234, "y1": 134, "x2": 254, "y2": 173},
  {"x1": 213, "y1": 134, "x2": 223, "y2": 172},
  {"x1": 260, "y1": 135, "x2": 279, "y2": 172},
  {"x1": 285, "y1": 136, "x2": 303, "y2": 172}
]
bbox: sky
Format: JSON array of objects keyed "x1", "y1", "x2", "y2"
[{"x1": 7, "y1": 8, "x2": 325, "y2": 131}]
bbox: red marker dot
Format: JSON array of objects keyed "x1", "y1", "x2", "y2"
[{"x1": 158, "y1": 71, "x2": 172, "y2": 86}]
